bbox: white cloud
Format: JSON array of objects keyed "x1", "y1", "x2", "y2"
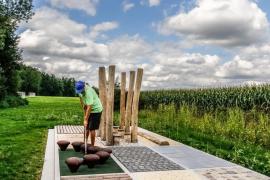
[
  {"x1": 108, "y1": 34, "x2": 152, "y2": 64},
  {"x1": 50, "y1": 0, "x2": 99, "y2": 16},
  {"x1": 149, "y1": 0, "x2": 160, "y2": 7},
  {"x1": 18, "y1": 5, "x2": 270, "y2": 89},
  {"x1": 89, "y1": 21, "x2": 119, "y2": 39},
  {"x1": 216, "y1": 43, "x2": 270, "y2": 80},
  {"x1": 159, "y1": 0, "x2": 269, "y2": 47},
  {"x1": 122, "y1": 1, "x2": 135, "y2": 12},
  {"x1": 19, "y1": 7, "x2": 109, "y2": 64}
]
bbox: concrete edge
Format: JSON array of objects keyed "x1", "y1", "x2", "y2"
[
  {"x1": 54, "y1": 127, "x2": 60, "y2": 180},
  {"x1": 41, "y1": 129, "x2": 55, "y2": 180},
  {"x1": 61, "y1": 173, "x2": 130, "y2": 179}
]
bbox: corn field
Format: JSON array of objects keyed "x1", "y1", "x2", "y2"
[{"x1": 139, "y1": 84, "x2": 270, "y2": 112}]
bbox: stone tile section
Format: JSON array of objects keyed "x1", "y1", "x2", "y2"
[
  {"x1": 152, "y1": 145, "x2": 235, "y2": 169},
  {"x1": 56, "y1": 125, "x2": 84, "y2": 134},
  {"x1": 111, "y1": 146, "x2": 184, "y2": 172},
  {"x1": 195, "y1": 166, "x2": 270, "y2": 180},
  {"x1": 61, "y1": 173, "x2": 132, "y2": 180}
]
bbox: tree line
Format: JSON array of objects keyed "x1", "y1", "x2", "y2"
[{"x1": 19, "y1": 64, "x2": 76, "y2": 97}]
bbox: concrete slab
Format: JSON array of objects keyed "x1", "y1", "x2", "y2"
[
  {"x1": 152, "y1": 146, "x2": 236, "y2": 169},
  {"x1": 130, "y1": 170, "x2": 202, "y2": 180},
  {"x1": 41, "y1": 129, "x2": 55, "y2": 180},
  {"x1": 195, "y1": 166, "x2": 270, "y2": 180},
  {"x1": 41, "y1": 126, "x2": 269, "y2": 180}
]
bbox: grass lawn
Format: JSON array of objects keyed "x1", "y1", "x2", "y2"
[
  {"x1": 0, "y1": 96, "x2": 269, "y2": 179},
  {"x1": 0, "y1": 96, "x2": 82, "y2": 180}
]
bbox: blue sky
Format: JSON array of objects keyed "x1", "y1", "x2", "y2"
[{"x1": 19, "y1": 0, "x2": 270, "y2": 89}]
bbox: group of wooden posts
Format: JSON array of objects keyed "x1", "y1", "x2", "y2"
[{"x1": 97, "y1": 65, "x2": 143, "y2": 146}]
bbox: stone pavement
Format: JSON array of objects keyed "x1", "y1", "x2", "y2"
[
  {"x1": 151, "y1": 145, "x2": 235, "y2": 169},
  {"x1": 42, "y1": 126, "x2": 270, "y2": 180},
  {"x1": 195, "y1": 166, "x2": 270, "y2": 180},
  {"x1": 111, "y1": 146, "x2": 184, "y2": 172}
]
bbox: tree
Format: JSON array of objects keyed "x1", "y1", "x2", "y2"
[
  {"x1": 0, "y1": 0, "x2": 33, "y2": 97},
  {"x1": 62, "y1": 77, "x2": 75, "y2": 97},
  {"x1": 0, "y1": 67, "x2": 6, "y2": 100},
  {"x1": 18, "y1": 65, "x2": 41, "y2": 94}
]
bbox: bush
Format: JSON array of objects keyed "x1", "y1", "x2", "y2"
[{"x1": 0, "y1": 95, "x2": 28, "y2": 108}]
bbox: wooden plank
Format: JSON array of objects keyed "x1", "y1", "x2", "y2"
[
  {"x1": 58, "y1": 126, "x2": 63, "y2": 134},
  {"x1": 120, "y1": 72, "x2": 126, "y2": 129},
  {"x1": 78, "y1": 126, "x2": 83, "y2": 134},
  {"x1": 70, "y1": 125, "x2": 76, "y2": 134},
  {"x1": 131, "y1": 68, "x2": 143, "y2": 143},
  {"x1": 106, "y1": 65, "x2": 115, "y2": 145},
  {"x1": 66, "y1": 125, "x2": 70, "y2": 134},
  {"x1": 70, "y1": 125, "x2": 74, "y2": 134},
  {"x1": 41, "y1": 129, "x2": 55, "y2": 180},
  {"x1": 124, "y1": 71, "x2": 135, "y2": 133},
  {"x1": 138, "y1": 131, "x2": 169, "y2": 145},
  {"x1": 98, "y1": 67, "x2": 107, "y2": 140},
  {"x1": 57, "y1": 126, "x2": 60, "y2": 134},
  {"x1": 64, "y1": 125, "x2": 68, "y2": 134},
  {"x1": 70, "y1": 125, "x2": 75, "y2": 134}
]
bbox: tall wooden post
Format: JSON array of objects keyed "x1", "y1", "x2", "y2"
[
  {"x1": 120, "y1": 72, "x2": 126, "y2": 129},
  {"x1": 131, "y1": 68, "x2": 143, "y2": 143},
  {"x1": 98, "y1": 67, "x2": 107, "y2": 140},
  {"x1": 124, "y1": 71, "x2": 135, "y2": 133},
  {"x1": 106, "y1": 65, "x2": 115, "y2": 145}
]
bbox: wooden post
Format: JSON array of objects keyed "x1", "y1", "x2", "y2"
[
  {"x1": 124, "y1": 71, "x2": 135, "y2": 133},
  {"x1": 106, "y1": 65, "x2": 115, "y2": 145},
  {"x1": 119, "y1": 72, "x2": 126, "y2": 129},
  {"x1": 131, "y1": 68, "x2": 143, "y2": 143},
  {"x1": 98, "y1": 67, "x2": 107, "y2": 140}
]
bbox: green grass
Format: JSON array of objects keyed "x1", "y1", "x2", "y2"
[
  {"x1": 0, "y1": 96, "x2": 269, "y2": 179},
  {"x1": 0, "y1": 96, "x2": 82, "y2": 180},
  {"x1": 138, "y1": 105, "x2": 270, "y2": 176}
]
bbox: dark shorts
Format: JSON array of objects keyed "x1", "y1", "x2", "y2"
[{"x1": 87, "y1": 112, "x2": 102, "y2": 130}]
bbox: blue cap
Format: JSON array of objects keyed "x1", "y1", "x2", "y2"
[{"x1": 75, "y1": 81, "x2": 85, "y2": 94}]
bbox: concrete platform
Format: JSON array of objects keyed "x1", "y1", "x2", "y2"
[{"x1": 41, "y1": 126, "x2": 270, "y2": 180}]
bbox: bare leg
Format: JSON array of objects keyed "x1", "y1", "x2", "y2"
[
  {"x1": 90, "y1": 130, "x2": 96, "y2": 146},
  {"x1": 86, "y1": 129, "x2": 90, "y2": 143}
]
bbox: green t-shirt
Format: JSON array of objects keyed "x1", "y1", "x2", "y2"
[{"x1": 79, "y1": 86, "x2": 103, "y2": 113}]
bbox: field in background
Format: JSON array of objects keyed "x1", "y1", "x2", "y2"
[
  {"x1": 0, "y1": 89, "x2": 269, "y2": 179},
  {"x1": 138, "y1": 85, "x2": 270, "y2": 175},
  {"x1": 138, "y1": 105, "x2": 270, "y2": 176}
]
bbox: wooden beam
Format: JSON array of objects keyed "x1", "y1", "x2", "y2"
[
  {"x1": 131, "y1": 68, "x2": 143, "y2": 143},
  {"x1": 138, "y1": 131, "x2": 169, "y2": 146},
  {"x1": 124, "y1": 71, "x2": 135, "y2": 133},
  {"x1": 106, "y1": 65, "x2": 115, "y2": 145},
  {"x1": 98, "y1": 67, "x2": 107, "y2": 140},
  {"x1": 119, "y1": 72, "x2": 126, "y2": 129}
]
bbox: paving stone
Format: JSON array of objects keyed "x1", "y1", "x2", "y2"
[
  {"x1": 152, "y1": 146, "x2": 236, "y2": 169},
  {"x1": 111, "y1": 146, "x2": 184, "y2": 172},
  {"x1": 195, "y1": 166, "x2": 270, "y2": 180}
]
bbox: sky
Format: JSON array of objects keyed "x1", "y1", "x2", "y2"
[{"x1": 18, "y1": 0, "x2": 270, "y2": 89}]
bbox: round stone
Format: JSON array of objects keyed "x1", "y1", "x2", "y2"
[
  {"x1": 71, "y1": 141, "x2": 84, "y2": 152},
  {"x1": 80, "y1": 143, "x2": 91, "y2": 153},
  {"x1": 65, "y1": 157, "x2": 83, "y2": 173},
  {"x1": 57, "y1": 140, "x2": 70, "y2": 151},
  {"x1": 95, "y1": 151, "x2": 110, "y2": 164},
  {"x1": 83, "y1": 154, "x2": 100, "y2": 168},
  {"x1": 100, "y1": 147, "x2": 112, "y2": 154}
]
